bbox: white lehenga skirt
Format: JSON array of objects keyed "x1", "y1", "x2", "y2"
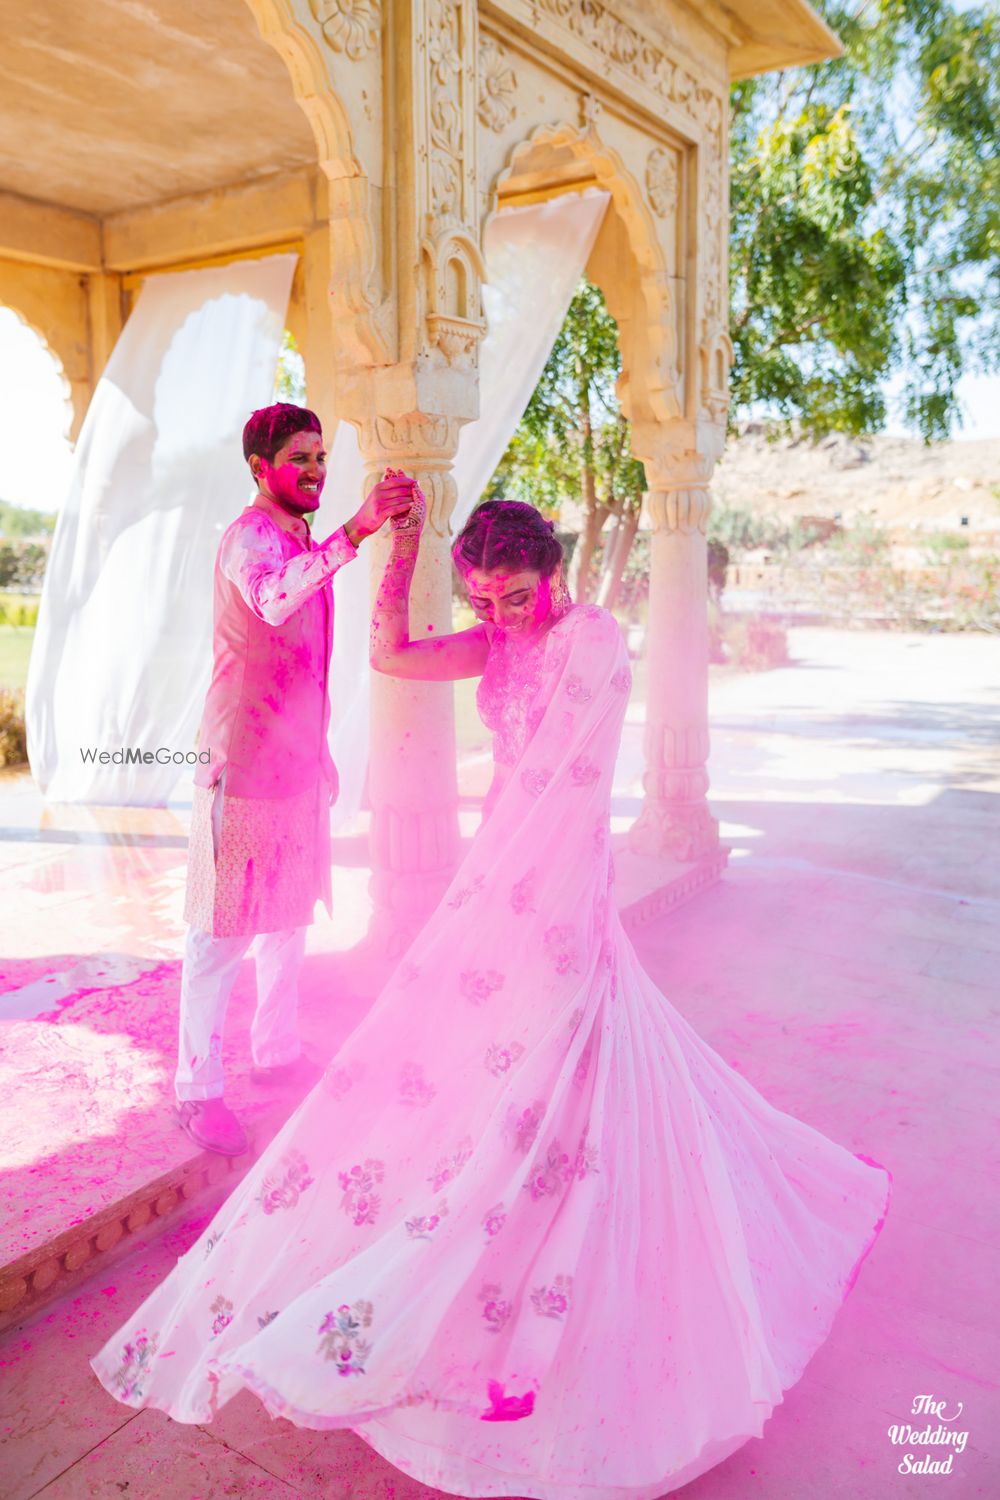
[{"x1": 92, "y1": 606, "x2": 891, "y2": 1499}]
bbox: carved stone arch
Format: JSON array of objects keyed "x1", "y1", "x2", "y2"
[
  {"x1": 240, "y1": 0, "x2": 391, "y2": 364},
  {"x1": 0, "y1": 299, "x2": 79, "y2": 440},
  {"x1": 487, "y1": 119, "x2": 682, "y2": 430}
]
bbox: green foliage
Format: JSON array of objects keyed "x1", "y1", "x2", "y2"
[
  {"x1": 491, "y1": 281, "x2": 640, "y2": 505},
  {"x1": 0, "y1": 687, "x2": 27, "y2": 767},
  {"x1": 0, "y1": 542, "x2": 48, "y2": 590},
  {"x1": 489, "y1": 280, "x2": 646, "y2": 601},
  {"x1": 707, "y1": 503, "x2": 804, "y2": 556},
  {"x1": 731, "y1": 0, "x2": 1000, "y2": 441},
  {"x1": 0, "y1": 594, "x2": 39, "y2": 627},
  {"x1": 0, "y1": 500, "x2": 56, "y2": 538},
  {"x1": 274, "y1": 329, "x2": 306, "y2": 405}
]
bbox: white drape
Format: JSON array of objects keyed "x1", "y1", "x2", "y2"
[
  {"x1": 26, "y1": 256, "x2": 296, "y2": 806},
  {"x1": 325, "y1": 190, "x2": 611, "y2": 826},
  {"x1": 28, "y1": 194, "x2": 607, "y2": 814}
]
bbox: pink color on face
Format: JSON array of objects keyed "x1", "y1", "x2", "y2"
[
  {"x1": 463, "y1": 567, "x2": 552, "y2": 635},
  {"x1": 254, "y1": 430, "x2": 327, "y2": 518}
]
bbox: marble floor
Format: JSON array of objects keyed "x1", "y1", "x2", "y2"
[{"x1": 1, "y1": 627, "x2": 998, "y2": 1498}]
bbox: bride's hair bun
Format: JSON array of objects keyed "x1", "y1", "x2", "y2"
[{"x1": 452, "y1": 499, "x2": 563, "y2": 577}]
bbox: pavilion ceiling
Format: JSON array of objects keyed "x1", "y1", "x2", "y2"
[{"x1": 1, "y1": 0, "x2": 316, "y2": 218}]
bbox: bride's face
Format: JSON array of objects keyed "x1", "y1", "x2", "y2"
[{"x1": 463, "y1": 566, "x2": 552, "y2": 635}]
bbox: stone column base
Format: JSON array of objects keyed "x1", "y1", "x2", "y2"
[{"x1": 627, "y1": 798, "x2": 721, "y2": 862}]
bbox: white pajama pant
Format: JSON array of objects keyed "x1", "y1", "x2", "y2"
[
  {"x1": 175, "y1": 768, "x2": 307, "y2": 1102},
  {"x1": 174, "y1": 924, "x2": 307, "y2": 1102}
]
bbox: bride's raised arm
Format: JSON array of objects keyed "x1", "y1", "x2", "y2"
[{"x1": 369, "y1": 484, "x2": 491, "y2": 682}]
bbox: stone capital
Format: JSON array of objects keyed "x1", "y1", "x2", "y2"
[{"x1": 640, "y1": 449, "x2": 716, "y2": 534}]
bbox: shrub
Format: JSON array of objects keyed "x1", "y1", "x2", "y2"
[
  {"x1": 723, "y1": 616, "x2": 790, "y2": 671},
  {"x1": 0, "y1": 596, "x2": 39, "y2": 627},
  {"x1": 0, "y1": 688, "x2": 27, "y2": 767}
]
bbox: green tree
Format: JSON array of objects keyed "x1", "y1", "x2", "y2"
[
  {"x1": 274, "y1": 329, "x2": 306, "y2": 405},
  {"x1": 731, "y1": 0, "x2": 1000, "y2": 441},
  {"x1": 489, "y1": 280, "x2": 645, "y2": 603}
]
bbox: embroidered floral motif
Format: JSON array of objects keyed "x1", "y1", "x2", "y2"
[
  {"x1": 405, "y1": 1201, "x2": 449, "y2": 1240},
  {"x1": 508, "y1": 1099, "x2": 546, "y2": 1153},
  {"x1": 572, "y1": 1139, "x2": 600, "y2": 1179},
  {"x1": 210, "y1": 1295, "x2": 234, "y2": 1337},
  {"x1": 484, "y1": 1040, "x2": 525, "y2": 1076},
  {"x1": 521, "y1": 767, "x2": 551, "y2": 797},
  {"x1": 111, "y1": 1330, "x2": 158, "y2": 1401},
  {"x1": 257, "y1": 1310, "x2": 280, "y2": 1329},
  {"x1": 338, "y1": 1159, "x2": 385, "y2": 1227},
  {"x1": 571, "y1": 756, "x2": 600, "y2": 786},
  {"x1": 593, "y1": 819, "x2": 608, "y2": 854},
  {"x1": 427, "y1": 1136, "x2": 474, "y2": 1192},
  {"x1": 259, "y1": 1150, "x2": 314, "y2": 1214},
  {"x1": 523, "y1": 1135, "x2": 600, "y2": 1200},
  {"x1": 460, "y1": 968, "x2": 505, "y2": 1005},
  {"x1": 482, "y1": 1203, "x2": 507, "y2": 1239},
  {"x1": 568, "y1": 1007, "x2": 584, "y2": 1031},
  {"x1": 600, "y1": 940, "x2": 614, "y2": 970},
  {"x1": 481, "y1": 1379, "x2": 536, "y2": 1422},
  {"x1": 530, "y1": 1274, "x2": 573, "y2": 1319},
  {"x1": 479, "y1": 1283, "x2": 513, "y2": 1334},
  {"x1": 611, "y1": 667, "x2": 632, "y2": 693},
  {"x1": 523, "y1": 1141, "x2": 572, "y2": 1201},
  {"x1": 574, "y1": 1039, "x2": 594, "y2": 1088},
  {"x1": 509, "y1": 869, "x2": 537, "y2": 915},
  {"x1": 317, "y1": 1300, "x2": 373, "y2": 1376},
  {"x1": 448, "y1": 874, "x2": 485, "y2": 909},
  {"x1": 543, "y1": 924, "x2": 579, "y2": 975},
  {"x1": 564, "y1": 674, "x2": 593, "y2": 703},
  {"x1": 324, "y1": 1060, "x2": 366, "y2": 1100},
  {"x1": 399, "y1": 1061, "x2": 436, "y2": 1107}
]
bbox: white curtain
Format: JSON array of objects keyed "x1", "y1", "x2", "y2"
[
  {"x1": 325, "y1": 190, "x2": 611, "y2": 826},
  {"x1": 27, "y1": 255, "x2": 296, "y2": 806},
  {"x1": 452, "y1": 189, "x2": 609, "y2": 529}
]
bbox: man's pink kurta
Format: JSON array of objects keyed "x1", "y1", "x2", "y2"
[{"x1": 184, "y1": 494, "x2": 357, "y2": 938}]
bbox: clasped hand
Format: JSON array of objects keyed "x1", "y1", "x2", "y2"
[{"x1": 349, "y1": 469, "x2": 424, "y2": 545}]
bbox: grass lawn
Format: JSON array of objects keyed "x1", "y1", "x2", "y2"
[{"x1": 0, "y1": 626, "x2": 33, "y2": 691}]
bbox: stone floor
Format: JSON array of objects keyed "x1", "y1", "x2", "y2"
[{"x1": 1, "y1": 626, "x2": 999, "y2": 1498}]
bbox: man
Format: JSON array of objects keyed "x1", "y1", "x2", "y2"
[{"x1": 176, "y1": 402, "x2": 415, "y2": 1155}]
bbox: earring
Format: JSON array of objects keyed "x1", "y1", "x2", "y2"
[{"x1": 551, "y1": 569, "x2": 572, "y2": 617}]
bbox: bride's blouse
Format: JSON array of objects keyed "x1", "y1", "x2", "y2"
[{"x1": 476, "y1": 609, "x2": 576, "y2": 815}]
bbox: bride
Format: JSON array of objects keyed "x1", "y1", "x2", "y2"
[{"x1": 92, "y1": 493, "x2": 891, "y2": 1499}]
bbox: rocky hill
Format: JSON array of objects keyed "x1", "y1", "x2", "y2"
[{"x1": 712, "y1": 428, "x2": 1000, "y2": 537}]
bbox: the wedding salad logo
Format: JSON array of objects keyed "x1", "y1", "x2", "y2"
[{"x1": 888, "y1": 1394, "x2": 969, "y2": 1474}]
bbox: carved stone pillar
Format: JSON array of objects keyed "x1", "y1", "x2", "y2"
[
  {"x1": 356, "y1": 411, "x2": 465, "y2": 952},
  {"x1": 628, "y1": 452, "x2": 720, "y2": 861}
]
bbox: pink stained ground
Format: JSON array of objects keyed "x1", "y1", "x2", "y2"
[{"x1": 1, "y1": 625, "x2": 998, "y2": 1498}]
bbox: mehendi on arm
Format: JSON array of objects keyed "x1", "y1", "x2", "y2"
[
  {"x1": 221, "y1": 515, "x2": 357, "y2": 627},
  {"x1": 369, "y1": 532, "x2": 490, "y2": 682}
]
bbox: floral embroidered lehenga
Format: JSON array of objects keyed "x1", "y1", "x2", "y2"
[{"x1": 91, "y1": 605, "x2": 891, "y2": 1499}]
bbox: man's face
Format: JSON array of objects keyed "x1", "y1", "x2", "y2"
[{"x1": 251, "y1": 430, "x2": 326, "y2": 517}]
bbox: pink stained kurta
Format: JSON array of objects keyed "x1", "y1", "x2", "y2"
[
  {"x1": 183, "y1": 494, "x2": 357, "y2": 938},
  {"x1": 94, "y1": 605, "x2": 892, "y2": 1499}
]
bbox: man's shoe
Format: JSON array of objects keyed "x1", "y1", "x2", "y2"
[
  {"x1": 250, "y1": 1054, "x2": 322, "y2": 1088},
  {"x1": 175, "y1": 1098, "x2": 249, "y2": 1156}
]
